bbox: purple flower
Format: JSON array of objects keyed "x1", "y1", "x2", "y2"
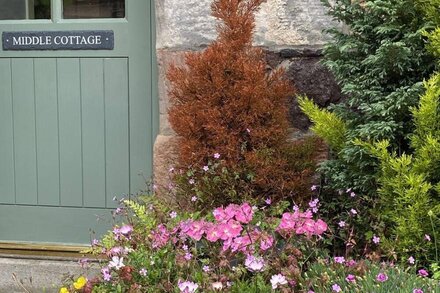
[
  {"x1": 408, "y1": 256, "x2": 415, "y2": 265},
  {"x1": 413, "y1": 289, "x2": 424, "y2": 293},
  {"x1": 418, "y1": 269, "x2": 429, "y2": 277},
  {"x1": 345, "y1": 274, "x2": 355, "y2": 282},
  {"x1": 332, "y1": 284, "x2": 342, "y2": 292},
  {"x1": 372, "y1": 235, "x2": 380, "y2": 244},
  {"x1": 376, "y1": 273, "x2": 388, "y2": 282},
  {"x1": 334, "y1": 256, "x2": 345, "y2": 264},
  {"x1": 265, "y1": 198, "x2": 272, "y2": 205},
  {"x1": 202, "y1": 265, "x2": 210, "y2": 272},
  {"x1": 338, "y1": 221, "x2": 346, "y2": 228},
  {"x1": 184, "y1": 252, "x2": 193, "y2": 260},
  {"x1": 213, "y1": 153, "x2": 221, "y2": 159},
  {"x1": 345, "y1": 259, "x2": 357, "y2": 267},
  {"x1": 293, "y1": 205, "x2": 299, "y2": 212},
  {"x1": 101, "y1": 267, "x2": 111, "y2": 282}
]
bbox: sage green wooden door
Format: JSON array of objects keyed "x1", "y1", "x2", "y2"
[{"x1": 0, "y1": 0, "x2": 156, "y2": 245}]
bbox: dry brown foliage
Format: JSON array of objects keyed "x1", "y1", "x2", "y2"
[{"x1": 167, "y1": 0, "x2": 319, "y2": 205}]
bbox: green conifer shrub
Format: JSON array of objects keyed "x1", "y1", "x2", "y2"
[
  {"x1": 306, "y1": 0, "x2": 436, "y2": 195},
  {"x1": 357, "y1": 3, "x2": 440, "y2": 263}
]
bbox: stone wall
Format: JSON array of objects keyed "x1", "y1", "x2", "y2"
[{"x1": 153, "y1": 0, "x2": 342, "y2": 184}]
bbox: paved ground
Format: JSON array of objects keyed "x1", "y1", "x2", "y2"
[{"x1": 0, "y1": 256, "x2": 99, "y2": 292}]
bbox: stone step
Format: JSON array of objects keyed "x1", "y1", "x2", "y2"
[{"x1": 0, "y1": 256, "x2": 99, "y2": 293}]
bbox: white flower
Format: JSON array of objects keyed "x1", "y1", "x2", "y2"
[
  {"x1": 108, "y1": 256, "x2": 125, "y2": 270},
  {"x1": 212, "y1": 282, "x2": 223, "y2": 290},
  {"x1": 178, "y1": 280, "x2": 199, "y2": 292},
  {"x1": 270, "y1": 274, "x2": 288, "y2": 289}
]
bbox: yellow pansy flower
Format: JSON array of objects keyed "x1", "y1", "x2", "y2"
[
  {"x1": 73, "y1": 276, "x2": 87, "y2": 290},
  {"x1": 59, "y1": 287, "x2": 69, "y2": 293}
]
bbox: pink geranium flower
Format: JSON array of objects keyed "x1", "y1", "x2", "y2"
[
  {"x1": 235, "y1": 203, "x2": 253, "y2": 224},
  {"x1": 376, "y1": 273, "x2": 388, "y2": 282},
  {"x1": 418, "y1": 269, "x2": 429, "y2": 277}
]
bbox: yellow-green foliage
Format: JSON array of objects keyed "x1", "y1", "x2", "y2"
[
  {"x1": 297, "y1": 95, "x2": 347, "y2": 151},
  {"x1": 411, "y1": 74, "x2": 440, "y2": 149},
  {"x1": 358, "y1": 74, "x2": 440, "y2": 260},
  {"x1": 124, "y1": 198, "x2": 157, "y2": 231},
  {"x1": 425, "y1": 28, "x2": 440, "y2": 59}
]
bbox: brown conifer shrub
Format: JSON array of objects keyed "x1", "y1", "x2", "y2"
[{"x1": 167, "y1": 0, "x2": 320, "y2": 208}]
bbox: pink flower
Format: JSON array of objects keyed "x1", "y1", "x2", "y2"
[
  {"x1": 345, "y1": 259, "x2": 357, "y2": 267},
  {"x1": 139, "y1": 268, "x2": 147, "y2": 276},
  {"x1": 418, "y1": 269, "x2": 429, "y2": 277},
  {"x1": 224, "y1": 204, "x2": 240, "y2": 221},
  {"x1": 425, "y1": 234, "x2": 431, "y2": 241},
  {"x1": 151, "y1": 224, "x2": 170, "y2": 248},
  {"x1": 338, "y1": 221, "x2": 346, "y2": 228},
  {"x1": 376, "y1": 273, "x2": 388, "y2": 282},
  {"x1": 178, "y1": 280, "x2": 199, "y2": 293},
  {"x1": 299, "y1": 219, "x2": 317, "y2": 236},
  {"x1": 213, "y1": 153, "x2": 221, "y2": 159},
  {"x1": 205, "y1": 224, "x2": 222, "y2": 242},
  {"x1": 311, "y1": 185, "x2": 317, "y2": 191},
  {"x1": 191, "y1": 196, "x2": 198, "y2": 202},
  {"x1": 203, "y1": 166, "x2": 209, "y2": 171},
  {"x1": 350, "y1": 209, "x2": 357, "y2": 215},
  {"x1": 235, "y1": 203, "x2": 253, "y2": 224},
  {"x1": 202, "y1": 265, "x2": 210, "y2": 272},
  {"x1": 408, "y1": 256, "x2": 415, "y2": 265},
  {"x1": 413, "y1": 289, "x2": 424, "y2": 293},
  {"x1": 314, "y1": 219, "x2": 328, "y2": 235},
  {"x1": 186, "y1": 220, "x2": 207, "y2": 241},
  {"x1": 346, "y1": 274, "x2": 355, "y2": 282},
  {"x1": 170, "y1": 211, "x2": 177, "y2": 219},
  {"x1": 334, "y1": 256, "x2": 345, "y2": 264},
  {"x1": 219, "y1": 220, "x2": 242, "y2": 240},
  {"x1": 270, "y1": 274, "x2": 287, "y2": 289},
  {"x1": 260, "y1": 234, "x2": 274, "y2": 251},
  {"x1": 188, "y1": 179, "x2": 195, "y2": 185},
  {"x1": 332, "y1": 284, "x2": 341, "y2": 292},
  {"x1": 213, "y1": 207, "x2": 227, "y2": 222},
  {"x1": 265, "y1": 198, "x2": 272, "y2": 205},
  {"x1": 231, "y1": 235, "x2": 253, "y2": 253},
  {"x1": 245, "y1": 255, "x2": 265, "y2": 272},
  {"x1": 372, "y1": 235, "x2": 380, "y2": 244},
  {"x1": 184, "y1": 252, "x2": 193, "y2": 260},
  {"x1": 350, "y1": 192, "x2": 356, "y2": 197}
]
